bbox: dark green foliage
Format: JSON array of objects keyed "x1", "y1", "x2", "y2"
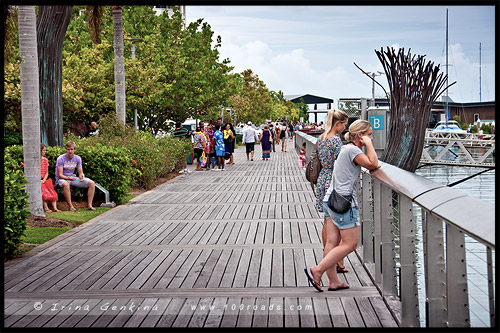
[
  {"x1": 480, "y1": 123, "x2": 492, "y2": 134},
  {"x1": 4, "y1": 152, "x2": 30, "y2": 259},
  {"x1": 81, "y1": 114, "x2": 192, "y2": 190},
  {"x1": 4, "y1": 118, "x2": 23, "y2": 146}
]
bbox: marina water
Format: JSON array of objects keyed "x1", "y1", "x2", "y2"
[{"x1": 414, "y1": 164, "x2": 495, "y2": 327}]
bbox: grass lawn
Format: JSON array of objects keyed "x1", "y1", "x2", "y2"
[
  {"x1": 45, "y1": 207, "x2": 110, "y2": 223},
  {"x1": 22, "y1": 226, "x2": 72, "y2": 244}
]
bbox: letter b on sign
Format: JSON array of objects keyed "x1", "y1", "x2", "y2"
[{"x1": 369, "y1": 115, "x2": 385, "y2": 130}]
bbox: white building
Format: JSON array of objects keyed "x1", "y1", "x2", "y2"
[{"x1": 154, "y1": 5, "x2": 186, "y2": 24}]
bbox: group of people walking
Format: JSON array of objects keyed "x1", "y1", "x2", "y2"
[
  {"x1": 174, "y1": 118, "x2": 238, "y2": 172},
  {"x1": 242, "y1": 121, "x2": 294, "y2": 161},
  {"x1": 304, "y1": 109, "x2": 380, "y2": 292}
]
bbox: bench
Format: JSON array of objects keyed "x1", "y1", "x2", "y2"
[{"x1": 55, "y1": 182, "x2": 116, "y2": 208}]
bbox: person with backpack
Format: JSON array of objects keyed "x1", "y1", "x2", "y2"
[
  {"x1": 288, "y1": 122, "x2": 294, "y2": 141},
  {"x1": 280, "y1": 121, "x2": 288, "y2": 152},
  {"x1": 314, "y1": 109, "x2": 349, "y2": 275}
]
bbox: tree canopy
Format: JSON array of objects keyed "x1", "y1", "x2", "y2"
[{"x1": 4, "y1": 5, "x2": 304, "y2": 139}]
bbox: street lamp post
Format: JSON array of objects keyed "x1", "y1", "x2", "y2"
[
  {"x1": 125, "y1": 38, "x2": 144, "y2": 132},
  {"x1": 367, "y1": 71, "x2": 384, "y2": 106}
]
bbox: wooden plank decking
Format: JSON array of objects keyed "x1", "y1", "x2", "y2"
[{"x1": 4, "y1": 142, "x2": 398, "y2": 328}]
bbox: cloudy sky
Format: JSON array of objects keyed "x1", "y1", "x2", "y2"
[{"x1": 185, "y1": 5, "x2": 495, "y2": 106}]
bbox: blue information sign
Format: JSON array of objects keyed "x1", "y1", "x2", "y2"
[{"x1": 369, "y1": 115, "x2": 385, "y2": 130}]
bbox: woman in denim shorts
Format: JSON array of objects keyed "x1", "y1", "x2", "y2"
[{"x1": 304, "y1": 119, "x2": 380, "y2": 292}]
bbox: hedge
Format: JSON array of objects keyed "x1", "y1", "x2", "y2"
[{"x1": 4, "y1": 152, "x2": 30, "y2": 259}]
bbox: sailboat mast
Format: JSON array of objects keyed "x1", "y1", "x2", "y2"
[
  {"x1": 445, "y1": 8, "x2": 449, "y2": 121},
  {"x1": 479, "y1": 42, "x2": 482, "y2": 102}
]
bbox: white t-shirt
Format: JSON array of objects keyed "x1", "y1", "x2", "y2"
[
  {"x1": 323, "y1": 144, "x2": 363, "y2": 207},
  {"x1": 281, "y1": 125, "x2": 288, "y2": 138}
]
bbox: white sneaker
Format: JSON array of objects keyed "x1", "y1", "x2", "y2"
[{"x1": 184, "y1": 168, "x2": 191, "y2": 173}]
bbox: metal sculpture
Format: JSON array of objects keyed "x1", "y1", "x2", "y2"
[{"x1": 356, "y1": 47, "x2": 455, "y2": 172}]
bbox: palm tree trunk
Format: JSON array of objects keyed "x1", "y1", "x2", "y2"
[
  {"x1": 18, "y1": 5, "x2": 44, "y2": 216},
  {"x1": 36, "y1": 6, "x2": 73, "y2": 147},
  {"x1": 112, "y1": 6, "x2": 126, "y2": 123}
]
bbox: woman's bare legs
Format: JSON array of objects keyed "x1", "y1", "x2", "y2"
[
  {"x1": 323, "y1": 218, "x2": 342, "y2": 288},
  {"x1": 322, "y1": 217, "x2": 348, "y2": 275},
  {"x1": 50, "y1": 200, "x2": 61, "y2": 212},
  {"x1": 311, "y1": 226, "x2": 360, "y2": 288}
]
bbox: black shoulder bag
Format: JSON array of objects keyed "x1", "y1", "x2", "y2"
[{"x1": 327, "y1": 189, "x2": 353, "y2": 214}]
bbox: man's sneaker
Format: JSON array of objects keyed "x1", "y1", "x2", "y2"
[{"x1": 184, "y1": 168, "x2": 191, "y2": 173}]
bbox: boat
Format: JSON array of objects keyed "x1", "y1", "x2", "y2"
[
  {"x1": 432, "y1": 120, "x2": 467, "y2": 135},
  {"x1": 431, "y1": 9, "x2": 468, "y2": 137}
]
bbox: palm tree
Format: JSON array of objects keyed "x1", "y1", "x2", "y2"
[
  {"x1": 87, "y1": 5, "x2": 126, "y2": 123},
  {"x1": 112, "y1": 6, "x2": 126, "y2": 123},
  {"x1": 18, "y1": 6, "x2": 44, "y2": 216}
]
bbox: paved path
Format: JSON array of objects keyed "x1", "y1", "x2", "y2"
[{"x1": 4, "y1": 140, "x2": 398, "y2": 328}]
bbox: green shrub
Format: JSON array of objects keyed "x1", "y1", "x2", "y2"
[
  {"x1": 4, "y1": 152, "x2": 30, "y2": 259},
  {"x1": 4, "y1": 118, "x2": 23, "y2": 146},
  {"x1": 480, "y1": 124, "x2": 492, "y2": 134},
  {"x1": 83, "y1": 115, "x2": 191, "y2": 190}
]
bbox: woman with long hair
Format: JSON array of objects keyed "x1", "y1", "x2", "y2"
[
  {"x1": 315, "y1": 110, "x2": 349, "y2": 275},
  {"x1": 40, "y1": 143, "x2": 61, "y2": 212},
  {"x1": 305, "y1": 119, "x2": 379, "y2": 291}
]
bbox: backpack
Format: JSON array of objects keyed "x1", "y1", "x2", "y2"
[{"x1": 305, "y1": 141, "x2": 322, "y2": 191}]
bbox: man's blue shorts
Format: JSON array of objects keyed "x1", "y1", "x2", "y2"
[{"x1": 56, "y1": 175, "x2": 92, "y2": 188}]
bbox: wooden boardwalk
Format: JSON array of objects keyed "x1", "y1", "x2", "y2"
[{"x1": 4, "y1": 141, "x2": 398, "y2": 328}]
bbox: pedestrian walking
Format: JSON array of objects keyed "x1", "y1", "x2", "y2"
[
  {"x1": 242, "y1": 121, "x2": 259, "y2": 161},
  {"x1": 275, "y1": 123, "x2": 281, "y2": 145},
  {"x1": 304, "y1": 119, "x2": 379, "y2": 292},
  {"x1": 214, "y1": 124, "x2": 225, "y2": 170},
  {"x1": 192, "y1": 126, "x2": 207, "y2": 171},
  {"x1": 299, "y1": 142, "x2": 306, "y2": 167},
  {"x1": 203, "y1": 121, "x2": 215, "y2": 170},
  {"x1": 314, "y1": 109, "x2": 349, "y2": 275},
  {"x1": 260, "y1": 124, "x2": 272, "y2": 160},
  {"x1": 224, "y1": 123, "x2": 236, "y2": 165},
  {"x1": 280, "y1": 121, "x2": 288, "y2": 152},
  {"x1": 269, "y1": 123, "x2": 276, "y2": 152}
]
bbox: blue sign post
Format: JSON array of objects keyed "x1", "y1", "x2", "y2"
[{"x1": 369, "y1": 115, "x2": 385, "y2": 130}]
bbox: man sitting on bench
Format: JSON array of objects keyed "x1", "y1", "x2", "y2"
[{"x1": 56, "y1": 141, "x2": 96, "y2": 211}]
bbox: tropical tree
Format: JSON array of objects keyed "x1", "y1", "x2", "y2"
[
  {"x1": 228, "y1": 69, "x2": 272, "y2": 124},
  {"x1": 37, "y1": 5, "x2": 73, "y2": 147},
  {"x1": 4, "y1": 6, "x2": 18, "y2": 64},
  {"x1": 18, "y1": 5, "x2": 44, "y2": 216}
]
